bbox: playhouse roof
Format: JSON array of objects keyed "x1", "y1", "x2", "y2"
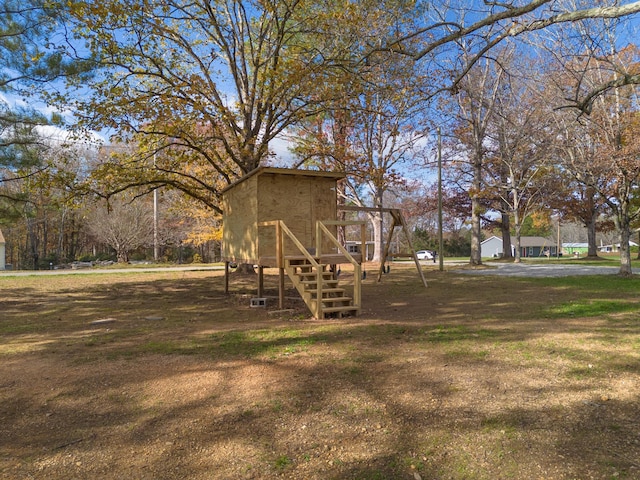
[{"x1": 221, "y1": 167, "x2": 346, "y2": 194}]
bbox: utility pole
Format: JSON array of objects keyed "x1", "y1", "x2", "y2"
[
  {"x1": 438, "y1": 127, "x2": 444, "y2": 271},
  {"x1": 557, "y1": 217, "x2": 561, "y2": 259},
  {"x1": 153, "y1": 153, "x2": 159, "y2": 262}
]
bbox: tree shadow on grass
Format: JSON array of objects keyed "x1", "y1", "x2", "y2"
[{"x1": 1, "y1": 268, "x2": 640, "y2": 478}]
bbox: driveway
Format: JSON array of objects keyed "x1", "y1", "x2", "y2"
[
  {"x1": 0, "y1": 265, "x2": 225, "y2": 277},
  {"x1": 455, "y1": 262, "x2": 634, "y2": 278}
]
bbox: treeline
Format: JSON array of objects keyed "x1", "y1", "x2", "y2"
[
  {"x1": 1, "y1": 190, "x2": 221, "y2": 270},
  {"x1": 1, "y1": 1, "x2": 640, "y2": 271}
]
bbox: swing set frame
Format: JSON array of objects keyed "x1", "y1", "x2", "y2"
[{"x1": 339, "y1": 206, "x2": 428, "y2": 288}]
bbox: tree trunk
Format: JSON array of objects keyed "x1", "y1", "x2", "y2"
[
  {"x1": 371, "y1": 188, "x2": 385, "y2": 263},
  {"x1": 337, "y1": 179, "x2": 347, "y2": 247},
  {"x1": 370, "y1": 210, "x2": 384, "y2": 263},
  {"x1": 512, "y1": 186, "x2": 522, "y2": 263},
  {"x1": 470, "y1": 198, "x2": 482, "y2": 265},
  {"x1": 586, "y1": 211, "x2": 599, "y2": 257},
  {"x1": 500, "y1": 212, "x2": 513, "y2": 260},
  {"x1": 513, "y1": 220, "x2": 522, "y2": 263},
  {"x1": 27, "y1": 217, "x2": 40, "y2": 270},
  {"x1": 617, "y1": 215, "x2": 633, "y2": 276},
  {"x1": 469, "y1": 158, "x2": 483, "y2": 266}
]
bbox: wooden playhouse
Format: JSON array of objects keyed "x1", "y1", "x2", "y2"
[{"x1": 221, "y1": 167, "x2": 366, "y2": 319}]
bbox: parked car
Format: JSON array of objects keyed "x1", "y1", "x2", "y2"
[{"x1": 416, "y1": 250, "x2": 436, "y2": 261}]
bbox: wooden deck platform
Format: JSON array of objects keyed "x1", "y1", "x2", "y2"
[{"x1": 257, "y1": 253, "x2": 363, "y2": 268}]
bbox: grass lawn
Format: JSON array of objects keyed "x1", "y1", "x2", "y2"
[{"x1": 1, "y1": 264, "x2": 639, "y2": 479}]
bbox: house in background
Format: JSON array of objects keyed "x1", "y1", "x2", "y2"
[
  {"x1": 0, "y1": 228, "x2": 5, "y2": 270},
  {"x1": 345, "y1": 240, "x2": 375, "y2": 261},
  {"x1": 481, "y1": 235, "x2": 507, "y2": 258},
  {"x1": 563, "y1": 242, "x2": 589, "y2": 256},
  {"x1": 598, "y1": 241, "x2": 638, "y2": 253},
  {"x1": 519, "y1": 236, "x2": 558, "y2": 257},
  {"x1": 481, "y1": 235, "x2": 558, "y2": 258}
]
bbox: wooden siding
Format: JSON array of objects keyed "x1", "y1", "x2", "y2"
[
  {"x1": 222, "y1": 174, "x2": 259, "y2": 264},
  {"x1": 222, "y1": 168, "x2": 342, "y2": 265}
]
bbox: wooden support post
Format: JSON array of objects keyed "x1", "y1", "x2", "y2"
[
  {"x1": 224, "y1": 261, "x2": 229, "y2": 294},
  {"x1": 276, "y1": 221, "x2": 285, "y2": 309},
  {"x1": 360, "y1": 223, "x2": 366, "y2": 263},
  {"x1": 315, "y1": 221, "x2": 321, "y2": 258},
  {"x1": 377, "y1": 215, "x2": 398, "y2": 282},
  {"x1": 354, "y1": 263, "x2": 361, "y2": 309},
  {"x1": 397, "y1": 211, "x2": 428, "y2": 288},
  {"x1": 258, "y1": 266, "x2": 264, "y2": 297},
  {"x1": 279, "y1": 268, "x2": 285, "y2": 309}
]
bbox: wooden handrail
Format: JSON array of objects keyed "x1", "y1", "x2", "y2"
[
  {"x1": 315, "y1": 220, "x2": 363, "y2": 309},
  {"x1": 259, "y1": 219, "x2": 364, "y2": 317},
  {"x1": 259, "y1": 220, "x2": 320, "y2": 269},
  {"x1": 315, "y1": 222, "x2": 359, "y2": 264},
  {"x1": 317, "y1": 220, "x2": 366, "y2": 265},
  {"x1": 259, "y1": 220, "x2": 324, "y2": 315}
]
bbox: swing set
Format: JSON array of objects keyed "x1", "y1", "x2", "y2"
[{"x1": 339, "y1": 205, "x2": 428, "y2": 288}]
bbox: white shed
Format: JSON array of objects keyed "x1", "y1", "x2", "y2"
[{"x1": 481, "y1": 235, "x2": 505, "y2": 258}]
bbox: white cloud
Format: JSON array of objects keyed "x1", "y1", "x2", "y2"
[
  {"x1": 35, "y1": 124, "x2": 106, "y2": 146},
  {"x1": 269, "y1": 135, "x2": 295, "y2": 166}
]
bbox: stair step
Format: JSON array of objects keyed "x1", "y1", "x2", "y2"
[
  {"x1": 307, "y1": 288, "x2": 346, "y2": 296},
  {"x1": 283, "y1": 252, "x2": 359, "y2": 319},
  {"x1": 301, "y1": 279, "x2": 339, "y2": 287},
  {"x1": 285, "y1": 257, "x2": 320, "y2": 266},
  {"x1": 320, "y1": 296, "x2": 353, "y2": 304},
  {"x1": 297, "y1": 271, "x2": 334, "y2": 279},
  {"x1": 321, "y1": 305, "x2": 359, "y2": 314},
  {"x1": 293, "y1": 263, "x2": 326, "y2": 269}
]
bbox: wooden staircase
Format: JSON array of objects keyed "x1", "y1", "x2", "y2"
[{"x1": 285, "y1": 257, "x2": 359, "y2": 319}]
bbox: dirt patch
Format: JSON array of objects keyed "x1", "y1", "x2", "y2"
[{"x1": 1, "y1": 264, "x2": 639, "y2": 479}]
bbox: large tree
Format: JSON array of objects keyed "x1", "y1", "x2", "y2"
[
  {"x1": 551, "y1": 116, "x2": 610, "y2": 258},
  {"x1": 554, "y1": 58, "x2": 640, "y2": 274},
  {"x1": 87, "y1": 196, "x2": 154, "y2": 263},
  {"x1": 1, "y1": 1, "x2": 51, "y2": 181},
  {"x1": 1, "y1": 0, "x2": 89, "y2": 225},
  {"x1": 287, "y1": 0, "x2": 430, "y2": 262},
  {"x1": 64, "y1": 0, "x2": 340, "y2": 212},
  {"x1": 587, "y1": 102, "x2": 640, "y2": 275},
  {"x1": 544, "y1": 14, "x2": 640, "y2": 274},
  {"x1": 393, "y1": 1, "x2": 640, "y2": 106},
  {"x1": 485, "y1": 58, "x2": 556, "y2": 263},
  {"x1": 292, "y1": 58, "x2": 429, "y2": 262},
  {"x1": 59, "y1": 0, "x2": 640, "y2": 207},
  {"x1": 448, "y1": 51, "x2": 506, "y2": 265}
]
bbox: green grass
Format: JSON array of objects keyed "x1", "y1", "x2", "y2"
[
  {"x1": 273, "y1": 454, "x2": 291, "y2": 469},
  {"x1": 544, "y1": 299, "x2": 640, "y2": 318},
  {"x1": 136, "y1": 327, "x2": 325, "y2": 359},
  {"x1": 3, "y1": 268, "x2": 640, "y2": 480},
  {"x1": 495, "y1": 255, "x2": 634, "y2": 267},
  {"x1": 423, "y1": 325, "x2": 497, "y2": 342},
  {"x1": 526, "y1": 275, "x2": 640, "y2": 323}
]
